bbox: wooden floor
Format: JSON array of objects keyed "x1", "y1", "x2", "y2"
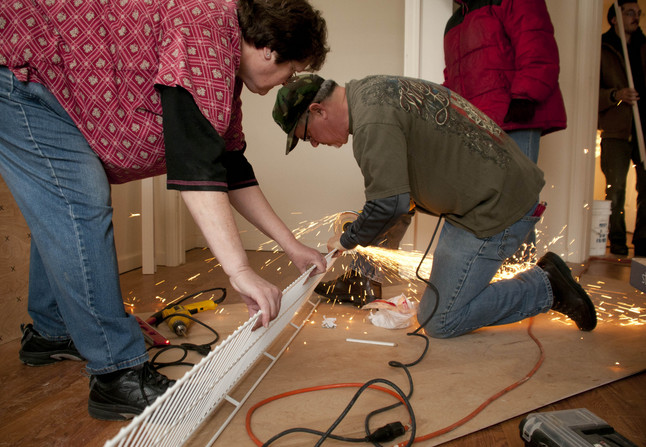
[{"x1": 0, "y1": 248, "x2": 644, "y2": 446}]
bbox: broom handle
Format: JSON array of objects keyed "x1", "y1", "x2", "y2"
[{"x1": 614, "y1": 1, "x2": 646, "y2": 168}]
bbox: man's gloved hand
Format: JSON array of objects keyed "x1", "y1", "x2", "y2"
[{"x1": 504, "y1": 98, "x2": 536, "y2": 123}]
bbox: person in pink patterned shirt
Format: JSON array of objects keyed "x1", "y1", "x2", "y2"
[{"x1": 0, "y1": 0, "x2": 328, "y2": 420}]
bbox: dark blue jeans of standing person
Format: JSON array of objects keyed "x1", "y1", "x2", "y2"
[
  {"x1": 418, "y1": 202, "x2": 553, "y2": 338},
  {"x1": 600, "y1": 137, "x2": 646, "y2": 254},
  {"x1": 509, "y1": 129, "x2": 541, "y2": 164},
  {"x1": 0, "y1": 67, "x2": 148, "y2": 374}
]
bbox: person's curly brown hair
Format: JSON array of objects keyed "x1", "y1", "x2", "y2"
[{"x1": 237, "y1": 0, "x2": 329, "y2": 71}]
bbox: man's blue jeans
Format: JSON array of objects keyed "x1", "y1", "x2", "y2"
[
  {"x1": 0, "y1": 67, "x2": 148, "y2": 374},
  {"x1": 418, "y1": 203, "x2": 553, "y2": 338},
  {"x1": 508, "y1": 129, "x2": 541, "y2": 164}
]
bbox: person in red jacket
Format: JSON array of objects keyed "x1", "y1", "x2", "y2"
[
  {"x1": 443, "y1": 0, "x2": 567, "y2": 260},
  {"x1": 443, "y1": 0, "x2": 567, "y2": 165}
]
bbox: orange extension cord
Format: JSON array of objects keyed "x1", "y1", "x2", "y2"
[{"x1": 245, "y1": 317, "x2": 546, "y2": 446}]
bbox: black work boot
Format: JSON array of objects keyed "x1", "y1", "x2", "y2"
[
  {"x1": 88, "y1": 362, "x2": 175, "y2": 421},
  {"x1": 19, "y1": 323, "x2": 84, "y2": 366},
  {"x1": 536, "y1": 252, "x2": 597, "y2": 331},
  {"x1": 314, "y1": 269, "x2": 382, "y2": 306}
]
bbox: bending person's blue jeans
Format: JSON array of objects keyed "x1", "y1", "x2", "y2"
[
  {"x1": 0, "y1": 67, "x2": 148, "y2": 374},
  {"x1": 418, "y1": 203, "x2": 553, "y2": 338}
]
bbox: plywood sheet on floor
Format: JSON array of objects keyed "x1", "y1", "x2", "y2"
[{"x1": 185, "y1": 279, "x2": 646, "y2": 446}]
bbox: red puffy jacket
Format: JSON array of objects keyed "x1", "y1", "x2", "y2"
[{"x1": 443, "y1": 0, "x2": 566, "y2": 135}]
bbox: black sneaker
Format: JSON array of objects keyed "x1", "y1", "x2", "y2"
[
  {"x1": 537, "y1": 252, "x2": 597, "y2": 331},
  {"x1": 19, "y1": 323, "x2": 84, "y2": 366},
  {"x1": 88, "y1": 362, "x2": 175, "y2": 421}
]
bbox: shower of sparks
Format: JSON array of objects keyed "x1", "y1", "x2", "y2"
[
  {"x1": 353, "y1": 244, "x2": 537, "y2": 286},
  {"x1": 255, "y1": 212, "x2": 541, "y2": 292},
  {"x1": 121, "y1": 243, "x2": 235, "y2": 316},
  {"x1": 355, "y1": 245, "x2": 645, "y2": 327},
  {"x1": 254, "y1": 211, "x2": 646, "y2": 328},
  {"x1": 352, "y1": 246, "x2": 433, "y2": 284},
  {"x1": 257, "y1": 213, "x2": 341, "y2": 270},
  {"x1": 123, "y1": 290, "x2": 141, "y2": 314},
  {"x1": 584, "y1": 280, "x2": 645, "y2": 326}
]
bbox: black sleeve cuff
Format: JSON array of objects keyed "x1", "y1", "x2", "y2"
[
  {"x1": 341, "y1": 193, "x2": 412, "y2": 248},
  {"x1": 222, "y1": 148, "x2": 258, "y2": 190}
]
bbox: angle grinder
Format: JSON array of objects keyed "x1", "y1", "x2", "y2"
[{"x1": 334, "y1": 210, "x2": 360, "y2": 234}]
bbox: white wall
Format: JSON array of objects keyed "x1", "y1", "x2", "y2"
[
  {"x1": 536, "y1": 0, "x2": 602, "y2": 262},
  {"x1": 403, "y1": 0, "x2": 453, "y2": 252},
  {"x1": 233, "y1": 0, "x2": 406, "y2": 251},
  {"x1": 111, "y1": 1, "x2": 406, "y2": 272}
]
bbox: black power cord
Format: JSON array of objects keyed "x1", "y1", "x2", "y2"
[
  {"x1": 260, "y1": 379, "x2": 414, "y2": 447},
  {"x1": 260, "y1": 215, "x2": 446, "y2": 447},
  {"x1": 149, "y1": 313, "x2": 221, "y2": 370},
  {"x1": 362, "y1": 215, "x2": 444, "y2": 447}
]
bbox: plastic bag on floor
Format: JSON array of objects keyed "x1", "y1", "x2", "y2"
[{"x1": 362, "y1": 294, "x2": 417, "y2": 329}]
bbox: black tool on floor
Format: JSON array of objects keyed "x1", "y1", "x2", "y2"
[{"x1": 520, "y1": 408, "x2": 638, "y2": 447}]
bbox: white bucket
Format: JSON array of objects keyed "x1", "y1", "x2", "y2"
[{"x1": 589, "y1": 200, "x2": 612, "y2": 256}]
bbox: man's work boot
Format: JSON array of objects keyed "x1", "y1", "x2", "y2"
[
  {"x1": 19, "y1": 323, "x2": 84, "y2": 366},
  {"x1": 88, "y1": 362, "x2": 175, "y2": 420},
  {"x1": 314, "y1": 269, "x2": 382, "y2": 306},
  {"x1": 537, "y1": 252, "x2": 597, "y2": 331}
]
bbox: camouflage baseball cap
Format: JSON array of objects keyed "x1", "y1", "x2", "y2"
[{"x1": 273, "y1": 74, "x2": 325, "y2": 154}]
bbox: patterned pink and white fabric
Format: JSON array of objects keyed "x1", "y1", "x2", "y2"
[{"x1": 0, "y1": 0, "x2": 244, "y2": 183}]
